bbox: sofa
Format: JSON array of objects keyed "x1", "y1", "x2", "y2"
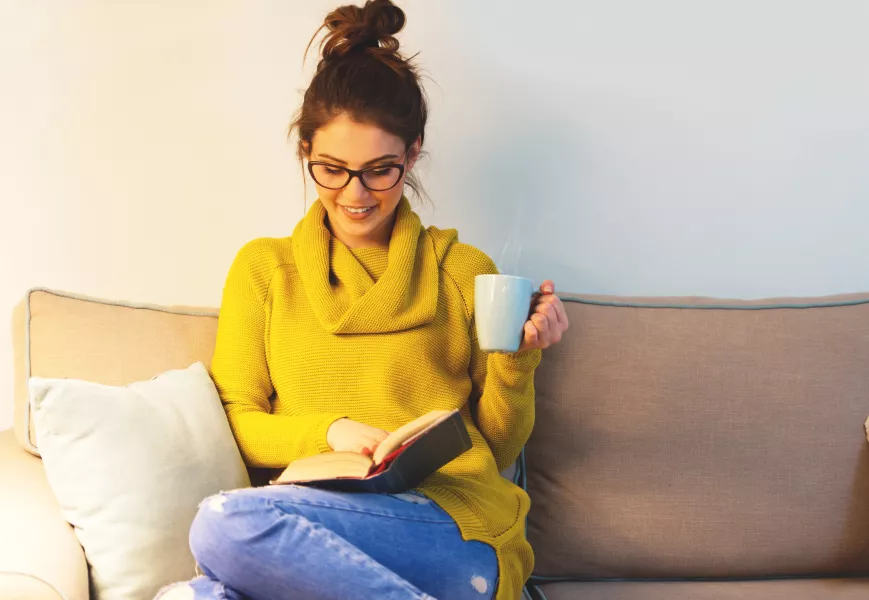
[{"x1": 2, "y1": 287, "x2": 869, "y2": 599}]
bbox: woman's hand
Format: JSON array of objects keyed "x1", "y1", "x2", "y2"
[
  {"x1": 517, "y1": 280, "x2": 569, "y2": 353},
  {"x1": 326, "y1": 418, "x2": 389, "y2": 455}
]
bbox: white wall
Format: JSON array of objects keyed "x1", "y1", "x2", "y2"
[{"x1": 1, "y1": 0, "x2": 867, "y2": 430}]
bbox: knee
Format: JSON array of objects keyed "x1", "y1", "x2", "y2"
[
  {"x1": 154, "y1": 581, "x2": 195, "y2": 600},
  {"x1": 189, "y1": 493, "x2": 239, "y2": 573},
  {"x1": 188, "y1": 490, "x2": 316, "y2": 593}
]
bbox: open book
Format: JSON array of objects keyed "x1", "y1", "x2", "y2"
[{"x1": 270, "y1": 409, "x2": 472, "y2": 494}]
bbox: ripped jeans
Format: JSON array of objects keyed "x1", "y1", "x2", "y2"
[{"x1": 157, "y1": 484, "x2": 498, "y2": 600}]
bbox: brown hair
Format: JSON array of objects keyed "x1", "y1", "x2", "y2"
[{"x1": 290, "y1": 0, "x2": 428, "y2": 200}]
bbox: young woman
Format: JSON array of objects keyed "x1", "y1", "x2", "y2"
[{"x1": 159, "y1": 1, "x2": 568, "y2": 598}]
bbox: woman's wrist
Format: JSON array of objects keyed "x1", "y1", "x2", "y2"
[{"x1": 490, "y1": 348, "x2": 543, "y2": 372}]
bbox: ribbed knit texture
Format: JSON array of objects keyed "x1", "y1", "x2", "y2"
[{"x1": 211, "y1": 197, "x2": 542, "y2": 600}]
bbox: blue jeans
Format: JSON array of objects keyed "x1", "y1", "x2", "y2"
[{"x1": 158, "y1": 485, "x2": 498, "y2": 600}]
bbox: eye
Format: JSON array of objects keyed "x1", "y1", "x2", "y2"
[{"x1": 323, "y1": 166, "x2": 345, "y2": 175}]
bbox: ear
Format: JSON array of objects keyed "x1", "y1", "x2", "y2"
[{"x1": 406, "y1": 137, "x2": 422, "y2": 171}]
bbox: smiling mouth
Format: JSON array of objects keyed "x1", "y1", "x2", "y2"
[{"x1": 339, "y1": 204, "x2": 377, "y2": 220}]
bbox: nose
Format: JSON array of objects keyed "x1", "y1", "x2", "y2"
[{"x1": 341, "y1": 174, "x2": 370, "y2": 205}]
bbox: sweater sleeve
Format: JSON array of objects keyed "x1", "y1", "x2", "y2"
[
  {"x1": 210, "y1": 239, "x2": 346, "y2": 469},
  {"x1": 444, "y1": 242, "x2": 542, "y2": 472},
  {"x1": 469, "y1": 328, "x2": 542, "y2": 472}
]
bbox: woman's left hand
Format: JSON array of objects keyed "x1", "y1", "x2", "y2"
[{"x1": 517, "y1": 280, "x2": 569, "y2": 353}]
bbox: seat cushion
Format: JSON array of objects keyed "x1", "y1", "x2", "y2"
[
  {"x1": 528, "y1": 293, "x2": 869, "y2": 579},
  {"x1": 0, "y1": 574, "x2": 67, "y2": 600},
  {"x1": 533, "y1": 578, "x2": 869, "y2": 600},
  {"x1": 0, "y1": 429, "x2": 88, "y2": 600}
]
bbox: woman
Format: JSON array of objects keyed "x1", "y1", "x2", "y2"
[{"x1": 160, "y1": 1, "x2": 568, "y2": 598}]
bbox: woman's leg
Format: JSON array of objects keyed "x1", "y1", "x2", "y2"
[
  {"x1": 154, "y1": 574, "x2": 246, "y2": 600},
  {"x1": 188, "y1": 486, "x2": 498, "y2": 600}
]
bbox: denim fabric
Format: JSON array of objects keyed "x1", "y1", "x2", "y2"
[{"x1": 159, "y1": 485, "x2": 498, "y2": 600}]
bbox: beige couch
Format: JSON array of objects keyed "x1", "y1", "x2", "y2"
[{"x1": 2, "y1": 288, "x2": 869, "y2": 600}]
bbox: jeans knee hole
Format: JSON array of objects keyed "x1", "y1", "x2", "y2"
[
  {"x1": 470, "y1": 575, "x2": 489, "y2": 594},
  {"x1": 207, "y1": 494, "x2": 229, "y2": 513},
  {"x1": 155, "y1": 582, "x2": 195, "y2": 600},
  {"x1": 390, "y1": 492, "x2": 430, "y2": 504}
]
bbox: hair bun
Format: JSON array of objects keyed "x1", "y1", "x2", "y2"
[{"x1": 319, "y1": 0, "x2": 406, "y2": 62}]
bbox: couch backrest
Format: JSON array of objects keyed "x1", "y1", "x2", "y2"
[
  {"x1": 13, "y1": 289, "x2": 218, "y2": 456},
  {"x1": 528, "y1": 293, "x2": 869, "y2": 581},
  {"x1": 11, "y1": 287, "x2": 520, "y2": 488},
  {"x1": 15, "y1": 287, "x2": 869, "y2": 578}
]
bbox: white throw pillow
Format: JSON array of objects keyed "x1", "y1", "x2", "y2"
[{"x1": 29, "y1": 362, "x2": 251, "y2": 600}]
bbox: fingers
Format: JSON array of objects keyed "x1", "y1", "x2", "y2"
[
  {"x1": 357, "y1": 437, "x2": 381, "y2": 455},
  {"x1": 526, "y1": 281, "x2": 569, "y2": 349},
  {"x1": 327, "y1": 419, "x2": 392, "y2": 455},
  {"x1": 362, "y1": 429, "x2": 388, "y2": 452},
  {"x1": 551, "y1": 296, "x2": 569, "y2": 330},
  {"x1": 530, "y1": 281, "x2": 554, "y2": 307},
  {"x1": 545, "y1": 307, "x2": 560, "y2": 343},
  {"x1": 533, "y1": 292, "x2": 569, "y2": 331},
  {"x1": 530, "y1": 312, "x2": 550, "y2": 347},
  {"x1": 349, "y1": 425, "x2": 389, "y2": 455},
  {"x1": 535, "y1": 296, "x2": 560, "y2": 328},
  {"x1": 524, "y1": 280, "x2": 569, "y2": 352},
  {"x1": 537, "y1": 295, "x2": 568, "y2": 332},
  {"x1": 524, "y1": 320, "x2": 539, "y2": 346}
]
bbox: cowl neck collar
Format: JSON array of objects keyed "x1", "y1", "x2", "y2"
[{"x1": 291, "y1": 197, "x2": 457, "y2": 334}]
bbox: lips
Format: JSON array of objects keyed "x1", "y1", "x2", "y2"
[{"x1": 340, "y1": 204, "x2": 376, "y2": 221}]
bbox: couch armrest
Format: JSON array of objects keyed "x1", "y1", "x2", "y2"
[{"x1": 0, "y1": 429, "x2": 88, "y2": 600}]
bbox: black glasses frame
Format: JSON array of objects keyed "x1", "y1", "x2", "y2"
[{"x1": 307, "y1": 161, "x2": 406, "y2": 191}]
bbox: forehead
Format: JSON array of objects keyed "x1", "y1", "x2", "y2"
[{"x1": 310, "y1": 114, "x2": 405, "y2": 164}]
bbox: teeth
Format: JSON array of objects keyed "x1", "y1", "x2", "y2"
[{"x1": 345, "y1": 206, "x2": 372, "y2": 214}]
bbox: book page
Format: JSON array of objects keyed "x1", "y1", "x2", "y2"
[
  {"x1": 372, "y1": 409, "x2": 455, "y2": 465},
  {"x1": 273, "y1": 451, "x2": 373, "y2": 484}
]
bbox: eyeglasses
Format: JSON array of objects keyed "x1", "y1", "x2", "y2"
[{"x1": 307, "y1": 161, "x2": 406, "y2": 192}]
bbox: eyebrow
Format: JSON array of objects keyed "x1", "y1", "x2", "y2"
[{"x1": 317, "y1": 153, "x2": 399, "y2": 167}]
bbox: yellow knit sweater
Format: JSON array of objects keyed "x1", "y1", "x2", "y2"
[{"x1": 210, "y1": 197, "x2": 542, "y2": 600}]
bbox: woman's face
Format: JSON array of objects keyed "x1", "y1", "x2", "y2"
[{"x1": 307, "y1": 113, "x2": 419, "y2": 249}]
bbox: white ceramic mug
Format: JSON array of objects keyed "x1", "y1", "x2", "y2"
[{"x1": 474, "y1": 274, "x2": 535, "y2": 353}]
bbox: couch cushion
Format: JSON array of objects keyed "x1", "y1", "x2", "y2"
[
  {"x1": 0, "y1": 429, "x2": 88, "y2": 600},
  {"x1": 528, "y1": 293, "x2": 869, "y2": 579},
  {"x1": 13, "y1": 289, "x2": 218, "y2": 455},
  {"x1": 532, "y1": 578, "x2": 869, "y2": 600}
]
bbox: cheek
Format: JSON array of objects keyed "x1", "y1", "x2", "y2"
[
  {"x1": 316, "y1": 186, "x2": 339, "y2": 207},
  {"x1": 374, "y1": 187, "x2": 404, "y2": 208}
]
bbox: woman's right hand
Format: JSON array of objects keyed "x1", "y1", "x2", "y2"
[{"x1": 326, "y1": 418, "x2": 389, "y2": 455}]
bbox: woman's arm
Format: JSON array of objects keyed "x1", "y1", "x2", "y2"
[
  {"x1": 468, "y1": 337, "x2": 542, "y2": 473},
  {"x1": 210, "y1": 241, "x2": 346, "y2": 469},
  {"x1": 469, "y1": 279, "x2": 568, "y2": 471},
  {"x1": 440, "y1": 241, "x2": 562, "y2": 472}
]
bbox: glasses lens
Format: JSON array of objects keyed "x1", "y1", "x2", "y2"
[
  {"x1": 361, "y1": 166, "x2": 402, "y2": 191},
  {"x1": 310, "y1": 164, "x2": 350, "y2": 189}
]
